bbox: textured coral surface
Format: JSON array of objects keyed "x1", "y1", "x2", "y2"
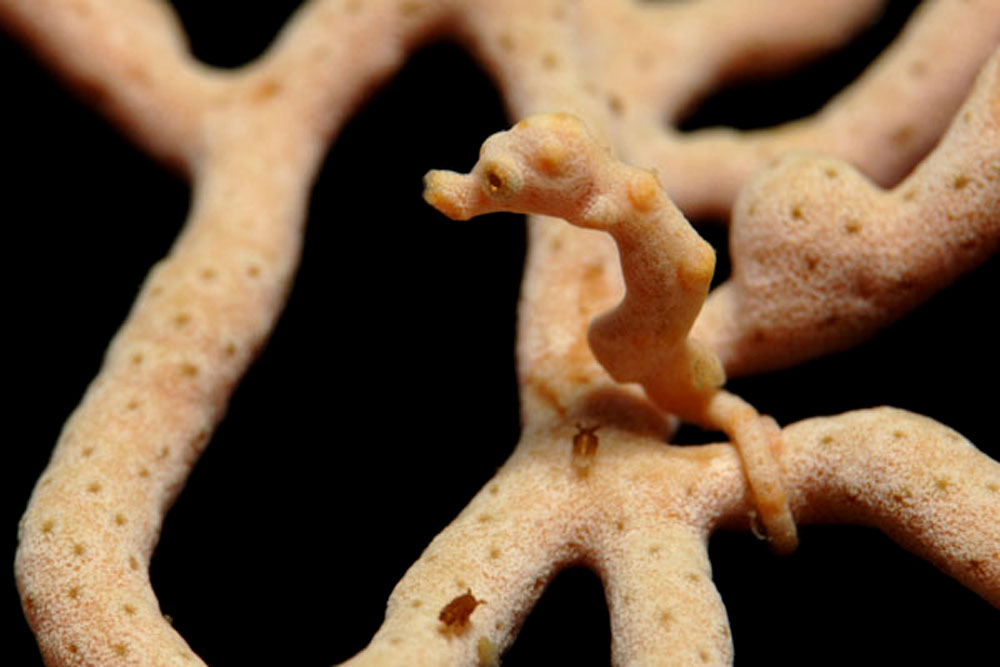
[{"x1": 6, "y1": 1, "x2": 999, "y2": 665}]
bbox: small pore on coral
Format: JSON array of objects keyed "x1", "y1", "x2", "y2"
[
  {"x1": 439, "y1": 589, "x2": 484, "y2": 634},
  {"x1": 252, "y1": 79, "x2": 282, "y2": 102},
  {"x1": 608, "y1": 94, "x2": 625, "y2": 115},
  {"x1": 890, "y1": 125, "x2": 915, "y2": 145},
  {"x1": 399, "y1": 0, "x2": 423, "y2": 16},
  {"x1": 891, "y1": 486, "x2": 913, "y2": 504}
]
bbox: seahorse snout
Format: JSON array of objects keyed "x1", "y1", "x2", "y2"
[{"x1": 423, "y1": 169, "x2": 476, "y2": 220}]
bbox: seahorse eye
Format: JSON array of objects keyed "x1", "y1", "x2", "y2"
[
  {"x1": 486, "y1": 167, "x2": 504, "y2": 194},
  {"x1": 479, "y1": 160, "x2": 520, "y2": 199}
]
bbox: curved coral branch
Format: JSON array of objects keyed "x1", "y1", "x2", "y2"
[
  {"x1": 693, "y1": 47, "x2": 1000, "y2": 376},
  {"x1": 622, "y1": 0, "x2": 1000, "y2": 218},
  {"x1": 14, "y1": 133, "x2": 319, "y2": 665},
  {"x1": 780, "y1": 407, "x2": 1000, "y2": 606},
  {"x1": 0, "y1": 0, "x2": 212, "y2": 171},
  {"x1": 621, "y1": 0, "x2": 886, "y2": 117}
]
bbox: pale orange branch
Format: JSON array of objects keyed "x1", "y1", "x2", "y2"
[{"x1": 0, "y1": 0, "x2": 211, "y2": 170}]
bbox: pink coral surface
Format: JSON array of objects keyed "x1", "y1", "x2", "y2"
[{"x1": 7, "y1": 1, "x2": 999, "y2": 665}]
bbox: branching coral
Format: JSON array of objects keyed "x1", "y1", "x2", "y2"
[{"x1": 7, "y1": 0, "x2": 999, "y2": 665}]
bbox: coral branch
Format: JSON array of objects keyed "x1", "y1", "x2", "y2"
[
  {"x1": 626, "y1": 0, "x2": 886, "y2": 115},
  {"x1": 0, "y1": 0, "x2": 210, "y2": 170},
  {"x1": 14, "y1": 116, "x2": 320, "y2": 667},
  {"x1": 599, "y1": 518, "x2": 732, "y2": 666},
  {"x1": 694, "y1": 47, "x2": 1000, "y2": 376},
  {"x1": 781, "y1": 407, "x2": 1000, "y2": 606},
  {"x1": 349, "y1": 403, "x2": 999, "y2": 665},
  {"x1": 624, "y1": 0, "x2": 1000, "y2": 218}
]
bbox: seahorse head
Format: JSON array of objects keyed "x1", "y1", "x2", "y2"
[{"x1": 424, "y1": 113, "x2": 605, "y2": 221}]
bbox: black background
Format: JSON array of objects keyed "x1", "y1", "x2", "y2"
[{"x1": 6, "y1": 1, "x2": 997, "y2": 664}]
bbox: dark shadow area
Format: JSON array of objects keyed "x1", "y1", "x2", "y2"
[
  {"x1": 168, "y1": 0, "x2": 305, "y2": 68},
  {"x1": 670, "y1": 422, "x2": 728, "y2": 447},
  {"x1": 502, "y1": 566, "x2": 612, "y2": 666},
  {"x1": 679, "y1": 0, "x2": 921, "y2": 131},
  {"x1": 710, "y1": 526, "x2": 996, "y2": 664}
]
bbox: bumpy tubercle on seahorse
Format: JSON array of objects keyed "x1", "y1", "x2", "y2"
[{"x1": 424, "y1": 112, "x2": 797, "y2": 554}]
